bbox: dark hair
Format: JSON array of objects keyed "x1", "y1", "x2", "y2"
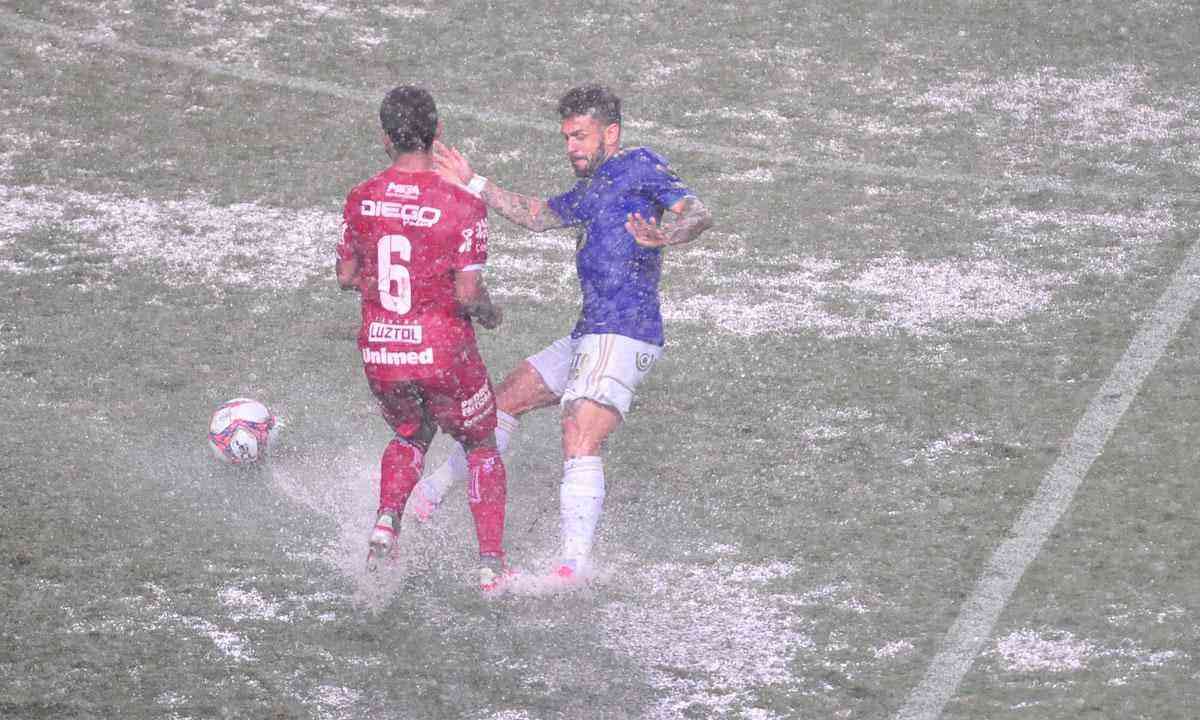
[
  {"x1": 557, "y1": 84, "x2": 621, "y2": 126},
  {"x1": 379, "y1": 85, "x2": 438, "y2": 152}
]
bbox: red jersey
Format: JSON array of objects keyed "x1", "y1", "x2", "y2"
[{"x1": 338, "y1": 167, "x2": 490, "y2": 380}]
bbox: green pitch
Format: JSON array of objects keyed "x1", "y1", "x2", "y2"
[{"x1": 1, "y1": 2, "x2": 1198, "y2": 718}]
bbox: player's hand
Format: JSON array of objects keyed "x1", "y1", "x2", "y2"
[
  {"x1": 433, "y1": 141, "x2": 474, "y2": 184},
  {"x1": 626, "y1": 212, "x2": 670, "y2": 248},
  {"x1": 475, "y1": 305, "x2": 503, "y2": 330}
]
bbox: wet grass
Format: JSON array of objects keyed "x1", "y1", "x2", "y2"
[{"x1": 2, "y1": 1, "x2": 1200, "y2": 718}]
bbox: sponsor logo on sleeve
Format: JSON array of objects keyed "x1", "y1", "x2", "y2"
[
  {"x1": 458, "y1": 228, "x2": 474, "y2": 254},
  {"x1": 367, "y1": 322, "x2": 423, "y2": 344},
  {"x1": 361, "y1": 347, "x2": 435, "y2": 366}
]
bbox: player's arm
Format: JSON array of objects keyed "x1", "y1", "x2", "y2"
[
  {"x1": 626, "y1": 196, "x2": 714, "y2": 249},
  {"x1": 454, "y1": 269, "x2": 502, "y2": 329},
  {"x1": 434, "y1": 141, "x2": 565, "y2": 232},
  {"x1": 481, "y1": 182, "x2": 564, "y2": 232},
  {"x1": 336, "y1": 255, "x2": 360, "y2": 290},
  {"x1": 336, "y1": 201, "x2": 364, "y2": 290}
]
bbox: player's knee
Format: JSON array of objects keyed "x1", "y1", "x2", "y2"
[
  {"x1": 384, "y1": 435, "x2": 426, "y2": 467},
  {"x1": 402, "y1": 423, "x2": 436, "y2": 451},
  {"x1": 380, "y1": 437, "x2": 427, "y2": 507}
]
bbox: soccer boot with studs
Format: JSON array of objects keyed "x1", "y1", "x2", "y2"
[
  {"x1": 478, "y1": 553, "x2": 516, "y2": 596},
  {"x1": 365, "y1": 511, "x2": 399, "y2": 573}
]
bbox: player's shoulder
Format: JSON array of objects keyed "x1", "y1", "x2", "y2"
[
  {"x1": 346, "y1": 166, "x2": 392, "y2": 200},
  {"x1": 429, "y1": 174, "x2": 487, "y2": 214},
  {"x1": 620, "y1": 146, "x2": 672, "y2": 169},
  {"x1": 611, "y1": 146, "x2": 678, "y2": 180}
]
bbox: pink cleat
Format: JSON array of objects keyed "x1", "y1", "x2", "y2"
[
  {"x1": 406, "y1": 484, "x2": 441, "y2": 523},
  {"x1": 547, "y1": 560, "x2": 588, "y2": 589}
]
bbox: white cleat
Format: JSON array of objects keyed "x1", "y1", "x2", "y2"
[
  {"x1": 365, "y1": 512, "x2": 399, "y2": 573},
  {"x1": 478, "y1": 554, "x2": 516, "y2": 597}
]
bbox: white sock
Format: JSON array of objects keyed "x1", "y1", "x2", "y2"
[
  {"x1": 417, "y1": 410, "x2": 518, "y2": 503},
  {"x1": 560, "y1": 456, "x2": 605, "y2": 566}
]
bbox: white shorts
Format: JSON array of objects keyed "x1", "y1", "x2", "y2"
[{"x1": 526, "y1": 334, "x2": 662, "y2": 417}]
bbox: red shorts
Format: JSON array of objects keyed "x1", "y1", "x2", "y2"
[{"x1": 366, "y1": 347, "x2": 497, "y2": 446}]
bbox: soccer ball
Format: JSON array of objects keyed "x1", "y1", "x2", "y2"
[{"x1": 207, "y1": 398, "x2": 278, "y2": 465}]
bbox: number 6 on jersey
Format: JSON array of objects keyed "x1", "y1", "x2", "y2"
[{"x1": 377, "y1": 233, "x2": 412, "y2": 314}]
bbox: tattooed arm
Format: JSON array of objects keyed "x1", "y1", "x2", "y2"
[
  {"x1": 478, "y1": 181, "x2": 565, "y2": 232},
  {"x1": 434, "y1": 141, "x2": 565, "y2": 232},
  {"x1": 625, "y1": 196, "x2": 714, "y2": 249}
]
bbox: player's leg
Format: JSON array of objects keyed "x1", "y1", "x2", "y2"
[
  {"x1": 557, "y1": 397, "x2": 622, "y2": 576},
  {"x1": 426, "y1": 356, "x2": 515, "y2": 593},
  {"x1": 561, "y1": 397, "x2": 624, "y2": 458},
  {"x1": 366, "y1": 378, "x2": 435, "y2": 570},
  {"x1": 554, "y1": 334, "x2": 662, "y2": 580},
  {"x1": 407, "y1": 383, "x2": 526, "y2": 519},
  {"x1": 408, "y1": 337, "x2": 570, "y2": 521},
  {"x1": 460, "y1": 434, "x2": 510, "y2": 593}
]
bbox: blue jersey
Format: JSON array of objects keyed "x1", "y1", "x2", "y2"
[{"x1": 546, "y1": 147, "x2": 693, "y2": 346}]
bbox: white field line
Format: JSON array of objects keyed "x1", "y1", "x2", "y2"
[
  {"x1": 0, "y1": 10, "x2": 540, "y2": 126},
  {"x1": 896, "y1": 233, "x2": 1200, "y2": 720},
  {"x1": 1, "y1": 8, "x2": 1194, "y2": 205}
]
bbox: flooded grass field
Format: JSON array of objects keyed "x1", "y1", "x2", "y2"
[{"x1": 2, "y1": 2, "x2": 1199, "y2": 718}]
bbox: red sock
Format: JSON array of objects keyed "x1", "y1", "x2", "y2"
[
  {"x1": 379, "y1": 437, "x2": 424, "y2": 515},
  {"x1": 466, "y1": 447, "x2": 507, "y2": 558}
]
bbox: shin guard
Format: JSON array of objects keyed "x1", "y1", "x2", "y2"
[{"x1": 466, "y1": 447, "x2": 507, "y2": 558}]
